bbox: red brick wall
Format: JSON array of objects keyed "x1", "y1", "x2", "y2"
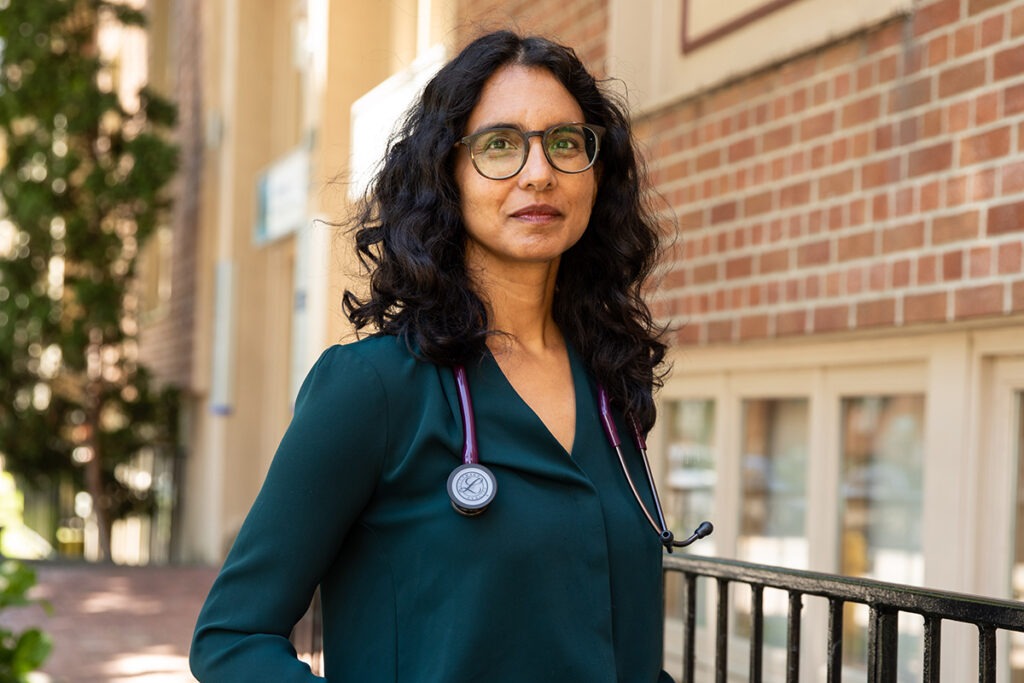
[
  {"x1": 138, "y1": 0, "x2": 200, "y2": 388},
  {"x1": 636, "y1": 0, "x2": 1024, "y2": 346},
  {"x1": 456, "y1": 0, "x2": 1024, "y2": 346},
  {"x1": 456, "y1": 0, "x2": 609, "y2": 68}
]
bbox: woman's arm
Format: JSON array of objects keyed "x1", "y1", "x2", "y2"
[{"x1": 189, "y1": 345, "x2": 388, "y2": 682}]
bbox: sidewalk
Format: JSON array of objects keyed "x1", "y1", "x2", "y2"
[{"x1": 3, "y1": 562, "x2": 218, "y2": 683}]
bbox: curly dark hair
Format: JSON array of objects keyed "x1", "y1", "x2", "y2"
[{"x1": 343, "y1": 30, "x2": 668, "y2": 430}]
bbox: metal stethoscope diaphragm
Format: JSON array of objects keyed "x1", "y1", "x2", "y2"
[{"x1": 448, "y1": 365, "x2": 712, "y2": 552}]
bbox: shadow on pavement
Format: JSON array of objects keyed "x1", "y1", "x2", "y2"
[{"x1": 3, "y1": 563, "x2": 217, "y2": 683}]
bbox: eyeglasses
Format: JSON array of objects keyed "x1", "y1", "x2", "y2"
[{"x1": 458, "y1": 122, "x2": 605, "y2": 180}]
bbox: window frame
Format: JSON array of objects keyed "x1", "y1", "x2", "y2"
[{"x1": 652, "y1": 324, "x2": 1024, "y2": 681}]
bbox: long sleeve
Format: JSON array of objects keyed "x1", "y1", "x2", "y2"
[{"x1": 189, "y1": 345, "x2": 388, "y2": 682}]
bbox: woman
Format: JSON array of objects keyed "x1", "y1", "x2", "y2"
[{"x1": 190, "y1": 30, "x2": 675, "y2": 682}]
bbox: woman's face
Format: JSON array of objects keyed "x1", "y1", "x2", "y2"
[{"x1": 454, "y1": 65, "x2": 598, "y2": 276}]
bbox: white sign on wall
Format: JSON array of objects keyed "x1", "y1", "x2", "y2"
[{"x1": 255, "y1": 146, "x2": 310, "y2": 244}]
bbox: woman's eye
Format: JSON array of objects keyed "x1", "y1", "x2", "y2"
[
  {"x1": 548, "y1": 133, "x2": 583, "y2": 154},
  {"x1": 478, "y1": 132, "x2": 520, "y2": 153}
]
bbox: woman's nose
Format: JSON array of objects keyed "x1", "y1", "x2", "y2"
[{"x1": 517, "y1": 138, "x2": 556, "y2": 190}]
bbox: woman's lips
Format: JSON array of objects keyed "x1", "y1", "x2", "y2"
[{"x1": 510, "y1": 204, "x2": 562, "y2": 223}]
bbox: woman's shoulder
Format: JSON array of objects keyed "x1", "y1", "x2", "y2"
[
  {"x1": 329, "y1": 332, "x2": 418, "y2": 367},
  {"x1": 298, "y1": 335, "x2": 450, "y2": 434},
  {"x1": 292, "y1": 334, "x2": 423, "y2": 416},
  {"x1": 313, "y1": 333, "x2": 430, "y2": 388}
]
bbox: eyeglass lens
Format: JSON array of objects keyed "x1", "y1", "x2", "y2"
[{"x1": 465, "y1": 124, "x2": 602, "y2": 179}]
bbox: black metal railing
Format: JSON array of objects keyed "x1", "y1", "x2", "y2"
[
  {"x1": 663, "y1": 554, "x2": 1024, "y2": 683},
  {"x1": 293, "y1": 555, "x2": 1024, "y2": 680}
]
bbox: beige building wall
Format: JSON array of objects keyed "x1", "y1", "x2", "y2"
[{"x1": 178, "y1": 0, "x2": 460, "y2": 564}]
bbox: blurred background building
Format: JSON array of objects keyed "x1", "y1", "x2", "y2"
[{"x1": 57, "y1": 0, "x2": 1023, "y2": 678}]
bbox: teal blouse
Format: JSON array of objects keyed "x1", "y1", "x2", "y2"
[{"x1": 190, "y1": 334, "x2": 673, "y2": 682}]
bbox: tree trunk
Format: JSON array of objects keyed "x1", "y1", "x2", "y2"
[
  {"x1": 84, "y1": 397, "x2": 112, "y2": 562},
  {"x1": 83, "y1": 457, "x2": 111, "y2": 561}
]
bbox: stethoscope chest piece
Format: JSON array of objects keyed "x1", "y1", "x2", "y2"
[{"x1": 447, "y1": 462, "x2": 497, "y2": 516}]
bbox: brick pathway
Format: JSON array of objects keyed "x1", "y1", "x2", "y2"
[{"x1": 2, "y1": 562, "x2": 218, "y2": 683}]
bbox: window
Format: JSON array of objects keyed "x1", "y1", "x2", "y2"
[
  {"x1": 657, "y1": 329, "x2": 1023, "y2": 680},
  {"x1": 137, "y1": 225, "x2": 173, "y2": 322},
  {"x1": 839, "y1": 395, "x2": 925, "y2": 679},
  {"x1": 734, "y1": 398, "x2": 809, "y2": 649},
  {"x1": 738, "y1": 398, "x2": 809, "y2": 567},
  {"x1": 664, "y1": 398, "x2": 717, "y2": 546},
  {"x1": 976, "y1": 352, "x2": 1024, "y2": 682},
  {"x1": 839, "y1": 395, "x2": 925, "y2": 583},
  {"x1": 662, "y1": 399, "x2": 716, "y2": 623}
]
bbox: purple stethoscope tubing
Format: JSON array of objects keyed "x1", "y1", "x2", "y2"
[
  {"x1": 596, "y1": 387, "x2": 712, "y2": 551},
  {"x1": 596, "y1": 385, "x2": 673, "y2": 546},
  {"x1": 453, "y1": 365, "x2": 479, "y2": 466},
  {"x1": 452, "y1": 365, "x2": 712, "y2": 551},
  {"x1": 447, "y1": 366, "x2": 496, "y2": 516}
]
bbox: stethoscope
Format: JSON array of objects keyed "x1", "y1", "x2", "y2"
[{"x1": 446, "y1": 366, "x2": 713, "y2": 552}]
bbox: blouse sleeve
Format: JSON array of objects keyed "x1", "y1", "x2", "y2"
[{"x1": 190, "y1": 345, "x2": 388, "y2": 682}]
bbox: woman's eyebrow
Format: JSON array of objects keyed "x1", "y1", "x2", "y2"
[
  {"x1": 467, "y1": 120, "x2": 581, "y2": 136},
  {"x1": 467, "y1": 121, "x2": 523, "y2": 135}
]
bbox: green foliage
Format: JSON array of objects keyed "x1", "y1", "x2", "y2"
[
  {"x1": 0, "y1": 561, "x2": 52, "y2": 682},
  {"x1": 0, "y1": 0, "x2": 180, "y2": 556}
]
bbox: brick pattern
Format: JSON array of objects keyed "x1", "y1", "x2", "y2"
[
  {"x1": 456, "y1": 0, "x2": 609, "y2": 70},
  {"x1": 627, "y1": 0, "x2": 1024, "y2": 345},
  {"x1": 138, "y1": 0, "x2": 201, "y2": 388}
]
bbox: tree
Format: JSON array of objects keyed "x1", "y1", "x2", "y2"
[
  {"x1": 0, "y1": 0, "x2": 179, "y2": 561},
  {"x1": 0, "y1": 560, "x2": 52, "y2": 682}
]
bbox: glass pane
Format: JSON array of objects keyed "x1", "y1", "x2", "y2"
[
  {"x1": 738, "y1": 398, "x2": 809, "y2": 563},
  {"x1": 1012, "y1": 392, "x2": 1024, "y2": 683},
  {"x1": 662, "y1": 399, "x2": 716, "y2": 621},
  {"x1": 735, "y1": 398, "x2": 809, "y2": 647},
  {"x1": 664, "y1": 399, "x2": 716, "y2": 550},
  {"x1": 839, "y1": 394, "x2": 925, "y2": 680}
]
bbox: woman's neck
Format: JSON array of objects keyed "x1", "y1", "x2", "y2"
[
  {"x1": 470, "y1": 259, "x2": 563, "y2": 357},
  {"x1": 470, "y1": 257, "x2": 577, "y2": 454}
]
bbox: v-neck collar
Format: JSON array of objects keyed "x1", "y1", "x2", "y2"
[{"x1": 479, "y1": 344, "x2": 586, "y2": 458}]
